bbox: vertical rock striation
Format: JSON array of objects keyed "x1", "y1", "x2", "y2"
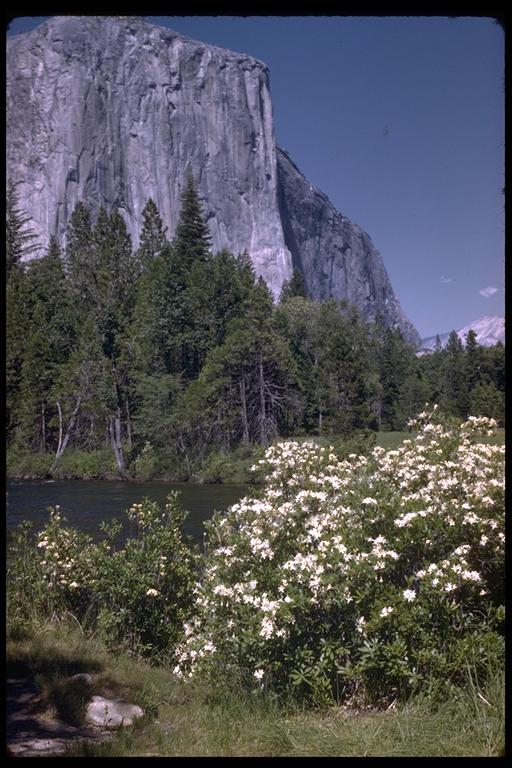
[
  {"x1": 6, "y1": 15, "x2": 292, "y2": 295},
  {"x1": 276, "y1": 148, "x2": 420, "y2": 345},
  {"x1": 6, "y1": 15, "x2": 420, "y2": 344}
]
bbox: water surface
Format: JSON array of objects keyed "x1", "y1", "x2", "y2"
[{"x1": 6, "y1": 480, "x2": 250, "y2": 544}]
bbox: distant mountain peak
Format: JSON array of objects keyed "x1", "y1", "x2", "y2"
[{"x1": 418, "y1": 315, "x2": 505, "y2": 355}]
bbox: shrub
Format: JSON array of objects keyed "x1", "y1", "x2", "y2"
[
  {"x1": 197, "y1": 444, "x2": 265, "y2": 484},
  {"x1": 7, "y1": 495, "x2": 196, "y2": 663},
  {"x1": 131, "y1": 442, "x2": 159, "y2": 480},
  {"x1": 55, "y1": 449, "x2": 117, "y2": 479},
  {"x1": 6, "y1": 449, "x2": 54, "y2": 478},
  {"x1": 173, "y1": 407, "x2": 505, "y2": 706}
]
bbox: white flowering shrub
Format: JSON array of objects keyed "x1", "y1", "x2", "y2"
[
  {"x1": 174, "y1": 408, "x2": 505, "y2": 704},
  {"x1": 132, "y1": 441, "x2": 158, "y2": 480},
  {"x1": 8, "y1": 494, "x2": 195, "y2": 662}
]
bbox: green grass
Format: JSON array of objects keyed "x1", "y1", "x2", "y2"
[
  {"x1": 6, "y1": 621, "x2": 504, "y2": 758},
  {"x1": 375, "y1": 429, "x2": 505, "y2": 450},
  {"x1": 375, "y1": 431, "x2": 412, "y2": 449}
]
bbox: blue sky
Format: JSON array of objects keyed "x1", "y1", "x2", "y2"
[{"x1": 7, "y1": 15, "x2": 505, "y2": 339}]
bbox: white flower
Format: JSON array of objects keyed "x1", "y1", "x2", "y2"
[
  {"x1": 380, "y1": 606, "x2": 394, "y2": 618},
  {"x1": 146, "y1": 588, "x2": 159, "y2": 597},
  {"x1": 403, "y1": 589, "x2": 416, "y2": 602},
  {"x1": 254, "y1": 669, "x2": 264, "y2": 681},
  {"x1": 361, "y1": 497, "x2": 378, "y2": 506},
  {"x1": 260, "y1": 617, "x2": 275, "y2": 639}
]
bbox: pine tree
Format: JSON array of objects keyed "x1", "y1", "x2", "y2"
[
  {"x1": 174, "y1": 171, "x2": 212, "y2": 265},
  {"x1": 165, "y1": 172, "x2": 214, "y2": 378},
  {"x1": 93, "y1": 208, "x2": 136, "y2": 357},
  {"x1": 377, "y1": 326, "x2": 415, "y2": 430},
  {"x1": 63, "y1": 201, "x2": 95, "y2": 312},
  {"x1": 17, "y1": 237, "x2": 75, "y2": 451},
  {"x1": 279, "y1": 269, "x2": 307, "y2": 303},
  {"x1": 469, "y1": 382, "x2": 504, "y2": 424},
  {"x1": 464, "y1": 329, "x2": 485, "y2": 392},
  {"x1": 441, "y1": 330, "x2": 470, "y2": 418},
  {"x1": 51, "y1": 317, "x2": 112, "y2": 464},
  {"x1": 6, "y1": 180, "x2": 39, "y2": 277},
  {"x1": 136, "y1": 198, "x2": 168, "y2": 272},
  {"x1": 179, "y1": 275, "x2": 297, "y2": 452},
  {"x1": 6, "y1": 266, "x2": 33, "y2": 442}
]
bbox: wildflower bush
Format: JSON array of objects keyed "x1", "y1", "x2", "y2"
[
  {"x1": 174, "y1": 408, "x2": 505, "y2": 705},
  {"x1": 131, "y1": 441, "x2": 159, "y2": 480},
  {"x1": 7, "y1": 494, "x2": 195, "y2": 662}
]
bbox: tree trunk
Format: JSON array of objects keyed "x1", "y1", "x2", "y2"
[
  {"x1": 239, "y1": 378, "x2": 250, "y2": 444},
  {"x1": 108, "y1": 411, "x2": 128, "y2": 478},
  {"x1": 40, "y1": 401, "x2": 46, "y2": 453},
  {"x1": 258, "y1": 353, "x2": 267, "y2": 445},
  {"x1": 50, "y1": 397, "x2": 81, "y2": 474},
  {"x1": 125, "y1": 398, "x2": 132, "y2": 450},
  {"x1": 110, "y1": 359, "x2": 129, "y2": 479}
]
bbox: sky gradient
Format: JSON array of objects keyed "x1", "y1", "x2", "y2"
[{"x1": 7, "y1": 15, "x2": 505, "y2": 339}]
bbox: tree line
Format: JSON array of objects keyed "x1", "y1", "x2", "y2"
[{"x1": 6, "y1": 176, "x2": 505, "y2": 477}]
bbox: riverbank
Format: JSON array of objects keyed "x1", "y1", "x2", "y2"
[
  {"x1": 7, "y1": 429, "x2": 504, "y2": 483},
  {"x1": 6, "y1": 621, "x2": 504, "y2": 758},
  {"x1": 6, "y1": 444, "x2": 265, "y2": 484}
]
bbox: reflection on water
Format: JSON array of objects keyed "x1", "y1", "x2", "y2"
[{"x1": 6, "y1": 480, "x2": 250, "y2": 544}]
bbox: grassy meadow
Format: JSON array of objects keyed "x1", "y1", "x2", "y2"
[{"x1": 7, "y1": 622, "x2": 504, "y2": 758}]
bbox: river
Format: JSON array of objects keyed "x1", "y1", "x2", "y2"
[{"x1": 6, "y1": 480, "x2": 251, "y2": 545}]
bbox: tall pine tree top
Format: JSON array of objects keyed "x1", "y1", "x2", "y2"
[
  {"x1": 137, "y1": 198, "x2": 168, "y2": 271},
  {"x1": 174, "y1": 172, "x2": 212, "y2": 264},
  {"x1": 279, "y1": 269, "x2": 307, "y2": 303}
]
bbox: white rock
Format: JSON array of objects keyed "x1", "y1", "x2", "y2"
[{"x1": 84, "y1": 696, "x2": 144, "y2": 729}]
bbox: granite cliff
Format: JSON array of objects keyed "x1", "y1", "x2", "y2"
[{"x1": 6, "y1": 15, "x2": 420, "y2": 345}]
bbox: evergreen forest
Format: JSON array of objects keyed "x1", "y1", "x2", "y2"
[{"x1": 6, "y1": 177, "x2": 505, "y2": 480}]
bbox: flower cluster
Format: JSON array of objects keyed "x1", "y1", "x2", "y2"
[
  {"x1": 173, "y1": 413, "x2": 504, "y2": 703},
  {"x1": 35, "y1": 506, "x2": 95, "y2": 597},
  {"x1": 10, "y1": 495, "x2": 195, "y2": 661}
]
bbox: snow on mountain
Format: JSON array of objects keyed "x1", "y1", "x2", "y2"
[{"x1": 418, "y1": 316, "x2": 505, "y2": 355}]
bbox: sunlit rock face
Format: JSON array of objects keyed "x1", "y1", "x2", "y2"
[
  {"x1": 276, "y1": 148, "x2": 420, "y2": 345},
  {"x1": 6, "y1": 15, "x2": 292, "y2": 295},
  {"x1": 7, "y1": 15, "x2": 419, "y2": 343}
]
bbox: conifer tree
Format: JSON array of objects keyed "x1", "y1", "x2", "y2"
[
  {"x1": 441, "y1": 330, "x2": 470, "y2": 418},
  {"x1": 174, "y1": 171, "x2": 212, "y2": 265},
  {"x1": 6, "y1": 265, "x2": 32, "y2": 442},
  {"x1": 63, "y1": 201, "x2": 95, "y2": 312},
  {"x1": 279, "y1": 268, "x2": 307, "y2": 303},
  {"x1": 6, "y1": 180, "x2": 39, "y2": 277},
  {"x1": 166, "y1": 172, "x2": 214, "y2": 378},
  {"x1": 137, "y1": 198, "x2": 168, "y2": 271},
  {"x1": 464, "y1": 329, "x2": 485, "y2": 392},
  {"x1": 17, "y1": 237, "x2": 75, "y2": 451},
  {"x1": 377, "y1": 326, "x2": 415, "y2": 430}
]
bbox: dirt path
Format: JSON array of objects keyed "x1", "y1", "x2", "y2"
[{"x1": 6, "y1": 677, "x2": 109, "y2": 757}]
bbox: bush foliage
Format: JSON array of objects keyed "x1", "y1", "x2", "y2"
[
  {"x1": 8, "y1": 409, "x2": 504, "y2": 706},
  {"x1": 173, "y1": 409, "x2": 504, "y2": 704},
  {"x1": 8, "y1": 494, "x2": 195, "y2": 662}
]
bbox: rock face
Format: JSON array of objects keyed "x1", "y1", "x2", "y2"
[
  {"x1": 277, "y1": 148, "x2": 420, "y2": 344},
  {"x1": 6, "y1": 15, "x2": 419, "y2": 344}
]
